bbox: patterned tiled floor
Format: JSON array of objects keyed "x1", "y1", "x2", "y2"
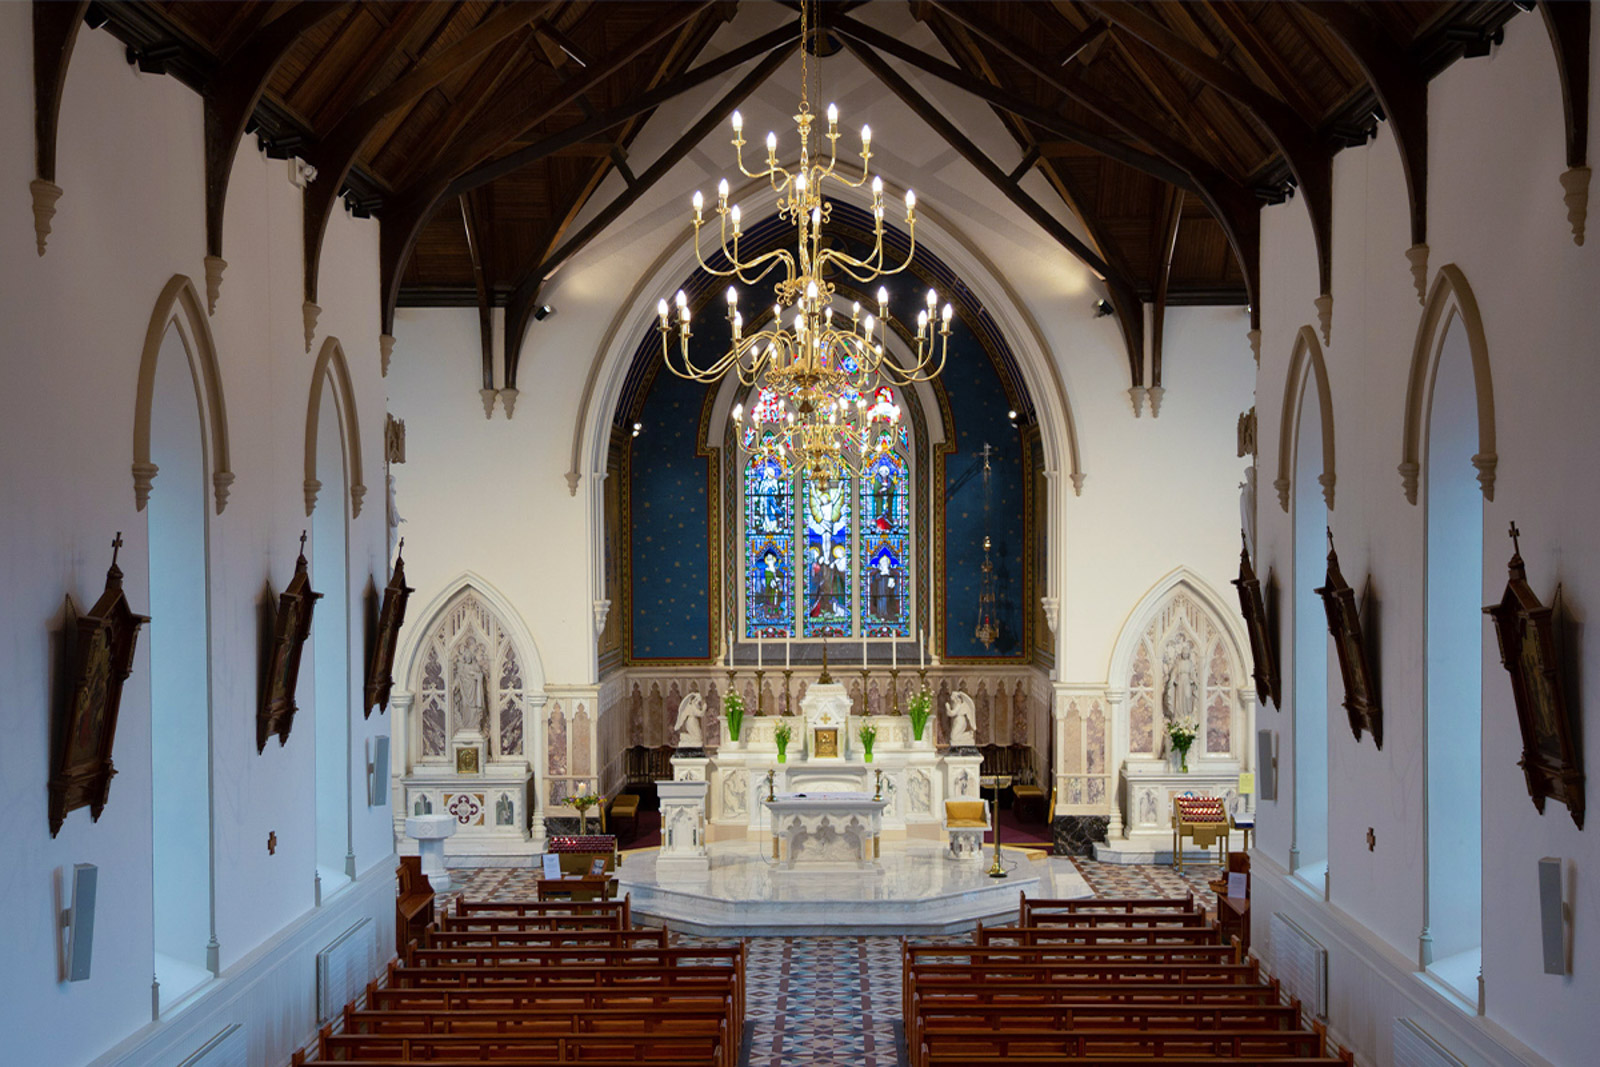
[{"x1": 443, "y1": 856, "x2": 1224, "y2": 1067}]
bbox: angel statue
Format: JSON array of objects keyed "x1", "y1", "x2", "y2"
[
  {"x1": 673, "y1": 692, "x2": 706, "y2": 749},
  {"x1": 947, "y1": 690, "x2": 978, "y2": 748}
]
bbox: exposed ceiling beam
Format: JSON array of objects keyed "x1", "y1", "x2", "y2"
[
  {"x1": 459, "y1": 193, "x2": 496, "y2": 396},
  {"x1": 309, "y1": 3, "x2": 433, "y2": 130},
  {"x1": 830, "y1": 11, "x2": 1198, "y2": 192},
  {"x1": 922, "y1": 2, "x2": 1260, "y2": 325},
  {"x1": 1203, "y1": 2, "x2": 1323, "y2": 125},
  {"x1": 380, "y1": 11, "x2": 776, "y2": 337},
  {"x1": 1305, "y1": 2, "x2": 1429, "y2": 251},
  {"x1": 1083, "y1": 0, "x2": 1333, "y2": 320},
  {"x1": 841, "y1": 33, "x2": 1147, "y2": 386},
  {"x1": 300, "y1": 2, "x2": 549, "y2": 307},
  {"x1": 1539, "y1": 0, "x2": 1591, "y2": 170},
  {"x1": 32, "y1": 1, "x2": 90, "y2": 186},
  {"x1": 1151, "y1": 185, "x2": 1183, "y2": 389},
  {"x1": 502, "y1": 39, "x2": 799, "y2": 384},
  {"x1": 204, "y1": 3, "x2": 350, "y2": 264}
]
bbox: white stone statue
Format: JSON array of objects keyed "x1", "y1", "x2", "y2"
[
  {"x1": 1163, "y1": 643, "x2": 1198, "y2": 726},
  {"x1": 947, "y1": 691, "x2": 977, "y2": 747},
  {"x1": 673, "y1": 692, "x2": 706, "y2": 748},
  {"x1": 453, "y1": 655, "x2": 489, "y2": 736}
]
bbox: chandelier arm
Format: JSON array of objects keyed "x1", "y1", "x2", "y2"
[{"x1": 694, "y1": 225, "x2": 740, "y2": 278}]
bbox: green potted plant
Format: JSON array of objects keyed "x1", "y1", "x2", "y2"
[
  {"x1": 723, "y1": 690, "x2": 745, "y2": 743},
  {"x1": 907, "y1": 687, "x2": 933, "y2": 742},
  {"x1": 1165, "y1": 718, "x2": 1198, "y2": 773},
  {"x1": 858, "y1": 722, "x2": 878, "y2": 762},
  {"x1": 774, "y1": 719, "x2": 792, "y2": 763}
]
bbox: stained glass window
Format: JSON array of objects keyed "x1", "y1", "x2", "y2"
[
  {"x1": 743, "y1": 443, "x2": 793, "y2": 638},
  {"x1": 860, "y1": 450, "x2": 909, "y2": 636},
  {"x1": 740, "y1": 385, "x2": 913, "y2": 639}
]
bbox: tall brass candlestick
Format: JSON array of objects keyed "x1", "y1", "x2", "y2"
[
  {"x1": 781, "y1": 668, "x2": 793, "y2": 717},
  {"x1": 888, "y1": 666, "x2": 902, "y2": 715},
  {"x1": 753, "y1": 668, "x2": 765, "y2": 715},
  {"x1": 858, "y1": 667, "x2": 871, "y2": 716}
]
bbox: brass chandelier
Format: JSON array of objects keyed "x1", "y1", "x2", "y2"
[{"x1": 656, "y1": 0, "x2": 954, "y2": 487}]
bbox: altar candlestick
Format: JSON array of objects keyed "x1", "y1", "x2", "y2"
[
  {"x1": 892, "y1": 640, "x2": 897, "y2": 669},
  {"x1": 919, "y1": 628, "x2": 926, "y2": 669},
  {"x1": 863, "y1": 635, "x2": 869, "y2": 666},
  {"x1": 785, "y1": 635, "x2": 791, "y2": 668},
  {"x1": 757, "y1": 639, "x2": 762, "y2": 669}
]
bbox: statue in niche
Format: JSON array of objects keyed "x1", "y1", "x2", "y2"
[
  {"x1": 413, "y1": 795, "x2": 432, "y2": 815},
  {"x1": 1163, "y1": 640, "x2": 1199, "y2": 728},
  {"x1": 947, "y1": 691, "x2": 978, "y2": 748},
  {"x1": 673, "y1": 691, "x2": 706, "y2": 749},
  {"x1": 495, "y1": 793, "x2": 513, "y2": 826},
  {"x1": 453, "y1": 653, "x2": 489, "y2": 737}
]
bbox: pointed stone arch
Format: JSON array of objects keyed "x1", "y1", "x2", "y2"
[
  {"x1": 398, "y1": 574, "x2": 545, "y2": 761},
  {"x1": 1400, "y1": 264, "x2": 1496, "y2": 504},
  {"x1": 1108, "y1": 568, "x2": 1252, "y2": 759},
  {"x1": 133, "y1": 274, "x2": 234, "y2": 513},
  {"x1": 305, "y1": 336, "x2": 367, "y2": 518},
  {"x1": 1274, "y1": 325, "x2": 1336, "y2": 513}
]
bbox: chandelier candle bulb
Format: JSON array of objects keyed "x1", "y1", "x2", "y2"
[
  {"x1": 718, "y1": 178, "x2": 729, "y2": 205},
  {"x1": 766, "y1": 131, "x2": 777, "y2": 156},
  {"x1": 862, "y1": 124, "x2": 871, "y2": 147},
  {"x1": 692, "y1": 190, "x2": 703, "y2": 221},
  {"x1": 827, "y1": 102, "x2": 838, "y2": 127},
  {"x1": 732, "y1": 110, "x2": 743, "y2": 134}
]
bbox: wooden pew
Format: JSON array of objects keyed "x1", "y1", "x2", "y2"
[
  {"x1": 1019, "y1": 894, "x2": 1196, "y2": 923},
  {"x1": 395, "y1": 858, "x2": 434, "y2": 956},
  {"x1": 417, "y1": 927, "x2": 668, "y2": 953},
  {"x1": 452, "y1": 896, "x2": 631, "y2": 927},
  {"x1": 311, "y1": 1028, "x2": 726, "y2": 1064},
  {"x1": 915, "y1": 1026, "x2": 1327, "y2": 1062},
  {"x1": 924, "y1": 1055, "x2": 1349, "y2": 1067}
]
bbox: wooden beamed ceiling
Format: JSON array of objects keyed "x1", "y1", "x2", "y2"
[{"x1": 68, "y1": 0, "x2": 1542, "y2": 390}]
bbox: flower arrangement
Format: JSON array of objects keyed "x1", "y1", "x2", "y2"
[
  {"x1": 907, "y1": 687, "x2": 933, "y2": 742},
  {"x1": 773, "y1": 720, "x2": 793, "y2": 762},
  {"x1": 569, "y1": 783, "x2": 602, "y2": 834},
  {"x1": 858, "y1": 722, "x2": 878, "y2": 762},
  {"x1": 723, "y1": 690, "x2": 745, "y2": 742},
  {"x1": 1165, "y1": 718, "x2": 1198, "y2": 773}
]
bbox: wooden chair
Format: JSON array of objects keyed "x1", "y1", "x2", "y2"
[
  {"x1": 943, "y1": 798, "x2": 990, "y2": 860},
  {"x1": 608, "y1": 793, "x2": 641, "y2": 841}
]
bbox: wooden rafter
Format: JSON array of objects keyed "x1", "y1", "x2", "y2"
[
  {"x1": 502, "y1": 40, "x2": 800, "y2": 384},
  {"x1": 1540, "y1": 0, "x2": 1591, "y2": 169},
  {"x1": 1083, "y1": 1, "x2": 1334, "y2": 303},
  {"x1": 33, "y1": 0, "x2": 91, "y2": 184},
  {"x1": 204, "y1": 2, "x2": 351, "y2": 261},
  {"x1": 841, "y1": 33, "x2": 1147, "y2": 385},
  {"x1": 301, "y1": 3, "x2": 548, "y2": 304},
  {"x1": 920, "y1": 2, "x2": 1260, "y2": 323},
  {"x1": 459, "y1": 193, "x2": 495, "y2": 392},
  {"x1": 1151, "y1": 185, "x2": 1183, "y2": 389},
  {"x1": 378, "y1": 8, "x2": 762, "y2": 336},
  {"x1": 1305, "y1": 2, "x2": 1430, "y2": 248}
]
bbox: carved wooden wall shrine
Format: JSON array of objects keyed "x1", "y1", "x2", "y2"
[
  {"x1": 1316, "y1": 530, "x2": 1382, "y2": 748},
  {"x1": 365, "y1": 540, "x2": 413, "y2": 716},
  {"x1": 1485, "y1": 523, "x2": 1584, "y2": 829},
  {"x1": 49, "y1": 534, "x2": 149, "y2": 837},
  {"x1": 258, "y1": 533, "x2": 320, "y2": 752},
  {"x1": 1232, "y1": 534, "x2": 1280, "y2": 709}
]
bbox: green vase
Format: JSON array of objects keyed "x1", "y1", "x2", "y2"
[
  {"x1": 863, "y1": 746, "x2": 874, "y2": 763},
  {"x1": 777, "y1": 745, "x2": 788, "y2": 763}
]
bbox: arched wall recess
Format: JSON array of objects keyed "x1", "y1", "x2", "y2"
[
  {"x1": 133, "y1": 275, "x2": 234, "y2": 513},
  {"x1": 397, "y1": 572, "x2": 548, "y2": 704},
  {"x1": 1106, "y1": 567, "x2": 1252, "y2": 700},
  {"x1": 1273, "y1": 324, "x2": 1336, "y2": 513},
  {"x1": 1399, "y1": 264, "x2": 1496, "y2": 504},
  {"x1": 304, "y1": 336, "x2": 367, "y2": 518}
]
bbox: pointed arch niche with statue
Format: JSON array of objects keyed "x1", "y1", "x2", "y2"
[
  {"x1": 391, "y1": 577, "x2": 547, "y2": 860},
  {"x1": 1098, "y1": 570, "x2": 1256, "y2": 856}
]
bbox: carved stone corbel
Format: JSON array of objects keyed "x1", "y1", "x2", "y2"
[
  {"x1": 380, "y1": 334, "x2": 396, "y2": 377},
  {"x1": 132, "y1": 461, "x2": 159, "y2": 511},
  {"x1": 1561, "y1": 166, "x2": 1590, "y2": 246},
  {"x1": 1314, "y1": 293, "x2": 1333, "y2": 345},
  {"x1": 1146, "y1": 385, "x2": 1165, "y2": 418},
  {"x1": 1127, "y1": 386, "x2": 1147, "y2": 417},
  {"x1": 1472, "y1": 452, "x2": 1498, "y2": 502},
  {"x1": 593, "y1": 599, "x2": 612, "y2": 637},
  {"x1": 301, "y1": 301, "x2": 320, "y2": 353},
  {"x1": 1398, "y1": 461, "x2": 1420, "y2": 505},
  {"x1": 479, "y1": 388, "x2": 498, "y2": 419},
  {"x1": 1318, "y1": 472, "x2": 1336, "y2": 510},
  {"x1": 303, "y1": 478, "x2": 322, "y2": 516},
  {"x1": 1040, "y1": 596, "x2": 1060, "y2": 635},
  {"x1": 350, "y1": 482, "x2": 367, "y2": 519},
  {"x1": 1069, "y1": 472, "x2": 1085, "y2": 496},
  {"x1": 213, "y1": 471, "x2": 234, "y2": 515},
  {"x1": 565, "y1": 470, "x2": 582, "y2": 496},
  {"x1": 1247, "y1": 328, "x2": 1261, "y2": 366},
  {"x1": 204, "y1": 255, "x2": 227, "y2": 315},
  {"x1": 1274, "y1": 476, "x2": 1291, "y2": 513},
  {"x1": 500, "y1": 387, "x2": 520, "y2": 419},
  {"x1": 30, "y1": 180, "x2": 62, "y2": 256},
  {"x1": 1405, "y1": 244, "x2": 1429, "y2": 305}
]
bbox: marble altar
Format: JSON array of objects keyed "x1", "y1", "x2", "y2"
[{"x1": 764, "y1": 791, "x2": 891, "y2": 866}]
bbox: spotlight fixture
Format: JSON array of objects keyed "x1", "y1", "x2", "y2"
[
  {"x1": 1007, "y1": 409, "x2": 1018, "y2": 422},
  {"x1": 533, "y1": 305, "x2": 555, "y2": 321},
  {"x1": 1093, "y1": 299, "x2": 1114, "y2": 318},
  {"x1": 631, "y1": 422, "x2": 643, "y2": 438}
]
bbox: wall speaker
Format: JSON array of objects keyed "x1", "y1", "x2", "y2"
[
  {"x1": 1539, "y1": 857, "x2": 1567, "y2": 975},
  {"x1": 62, "y1": 863, "x2": 98, "y2": 982},
  {"x1": 369, "y1": 736, "x2": 391, "y2": 807},
  {"x1": 1256, "y1": 730, "x2": 1277, "y2": 800}
]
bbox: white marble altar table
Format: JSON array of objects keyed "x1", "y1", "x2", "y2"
[{"x1": 764, "y1": 791, "x2": 891, "y2": 867}]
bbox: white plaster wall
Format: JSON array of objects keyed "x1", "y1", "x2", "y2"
[
  {"x1": 0, "y1": 16, "x2": 392, "y2": 1065},
  {"x1": 387, "y1": 3, "x2": 1255, "y2": 710},
  {"x1": 1250, "y1": 12, "x2": 1600, "y2": 1066}
]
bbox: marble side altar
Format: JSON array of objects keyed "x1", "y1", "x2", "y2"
[
  {"x1": 765, "y1": 791, "x2": 891, "y2": 866},
  {"x1": 1093, "y1": 758, "x2": 1252, "y2": 864}
]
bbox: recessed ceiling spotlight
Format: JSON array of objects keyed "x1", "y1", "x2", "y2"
[
  {"x1": 1093, "y1": 299, "x2": 1114, "y2": 318},
  {"x1": 533, "y1": 305, "x2": 556, "y2": 321}
]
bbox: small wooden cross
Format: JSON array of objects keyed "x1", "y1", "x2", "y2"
[
  {"x1": 1509, "y1": 522, "x2": 1521, "y2": 554},
  {"x1": 110, "y1": 531, "x2": 123, "y2": 566},
  {"x1": 299, "y1": 529, "x2": 308, "y2": 554}
]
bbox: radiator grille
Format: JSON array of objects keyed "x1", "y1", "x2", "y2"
[
  {"x1": 1394, "y1": 1017, "x2": 1468, "y2": 1067},
  {"x1": 176, "y1": 1024, "x2": 246, "y2": 1067},
  {"x1": 316, "y1": 917, "x2": 376, "y2": 1024},
  {"x1": 1269, "y1": 911, "x2": 1328, "y2": 1019}
]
